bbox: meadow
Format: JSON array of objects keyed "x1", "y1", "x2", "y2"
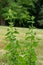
[{"x1": 0, "y1": 26, "x2": 43, "y2": 65}]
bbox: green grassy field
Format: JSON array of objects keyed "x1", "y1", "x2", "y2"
[{"x1": 0, "y1": 26, "x2": 43, "y2": 65}]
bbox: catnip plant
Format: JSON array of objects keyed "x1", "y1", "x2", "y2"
[
  {"x1": 25, "y1": 26, "x2": 39, "y2": 65},
  {"x1": 5, "y1": 22, "x2": 19, "y2": 65},
  {"x1": 2, "y1": 8, "x2": 20, "y2": 65}
]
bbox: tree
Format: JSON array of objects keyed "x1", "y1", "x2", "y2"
[
  {"x1": 0, "y1": 0, "x2": 34, "y2": 27},
  {"x1": 20, "y1": 0, "x2": 43, "y2": 28},
  {"x1": 28, "y1": 0, "x2": 43, "y2": 28}
]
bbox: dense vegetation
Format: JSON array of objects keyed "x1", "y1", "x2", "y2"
[
  {"x1": 0, "y1": 1, "x2": 42, "y2": 65},
  {"x1": 0, "y1": 0, "x2": 43, "y2": 28}
]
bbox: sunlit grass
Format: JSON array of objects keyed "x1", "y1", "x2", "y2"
[{"x1": 0, "y1": 26, "x2": 43, "y2": 65}]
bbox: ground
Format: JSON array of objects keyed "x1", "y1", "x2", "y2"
[{"x1": 0, "y1": 26, "x2": 43, "y2": 65}]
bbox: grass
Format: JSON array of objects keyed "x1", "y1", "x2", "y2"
[{"x1": 0, "y1": 26, "x2": 43, "y2": 65}]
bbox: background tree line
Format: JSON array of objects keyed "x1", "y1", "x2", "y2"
[{"x1": 0, "y1": 0, "x2": 43, "y2": 28}]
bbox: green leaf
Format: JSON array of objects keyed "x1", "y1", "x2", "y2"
[
  {"x1": 33, "y1": 42, "x2": 38, "y2": 47},
  {"x1": 5, "y1": 32, "x2": 10, "y2": 36}
]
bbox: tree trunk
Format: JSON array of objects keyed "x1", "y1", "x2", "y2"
[{"x1": 0, "y1": 17, "x2": 5, "y2": 25}]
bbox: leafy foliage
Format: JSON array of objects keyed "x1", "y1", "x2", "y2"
[
  {"x1": 1, "y1": 2, "x2": 39, "y2": 64},
  {"x1": 3, "y1": 7, "x2": 20, "y2": 65},
  {"x1": 0, "y1": 0, "x2": 35, "y2": 27},
  {"x1": 0, "y1": 0, "x2": 43, "y2": 27},
  {"x1": 25, "y1": 27, "x2": 39, "y2": 65},
  {"x1": 5, "y1": 22, "x2": 20, "y2": 65},
  {"x1": 28, "y1": 0, "x2": 43, "y2": 27},
  {"x1": 5, "y1": 24, "x2": 39, "y2": 65}
]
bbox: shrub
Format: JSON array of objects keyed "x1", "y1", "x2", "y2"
[
  {"x1": 5, "y1": 22, "x2": 19, "y2": 65},
  {"x1": 25, "y1": 26, "x2": 39, "y2": 65}
]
